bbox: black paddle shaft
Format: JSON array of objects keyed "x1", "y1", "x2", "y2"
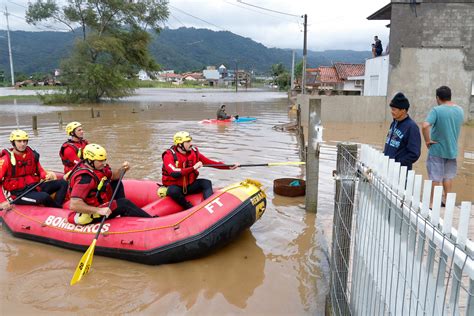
[
  {"x1": 92, "y1": 169, "x2": 126, "y2": 239},
  {"x1": 203, "y1": 164, "x2": 267, "y2": 168},
  {"x1": 0, "y1": 180, "x2": 45, "y2": 209}
]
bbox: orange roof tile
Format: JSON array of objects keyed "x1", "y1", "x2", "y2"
[
  {"x1": 318, "y1": 66, "x2": 343, "y2": 83},
  {"x1": 334, "y1": 63, "x2": 365, "y2": 79}
]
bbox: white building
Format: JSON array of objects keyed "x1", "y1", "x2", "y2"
[
  {"x1": 138, "y1": 70, "x2": 151, "y2": 81},
  {"x1": 363, "y1": 55, "x2": 389, "y2": 96}
]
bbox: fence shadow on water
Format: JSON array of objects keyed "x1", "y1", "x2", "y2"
[{"x1": 329, "y1": 144, "x2": 473, "y2": 316}]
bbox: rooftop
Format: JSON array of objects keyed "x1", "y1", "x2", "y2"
[{"x1": 334, "y1": 63, "x2": 365, "y2": 79}]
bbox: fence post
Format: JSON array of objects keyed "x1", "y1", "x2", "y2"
[
  {"x1": 296, "y1": 104, "x2": 305, "y2": 160},
  {"x1": 330, "y1": 142, "x2": 358, "y2": 315},
  {"x1": 32, "y1": 115, "x2": 38, "y2": 130},
  {"x1": 305, "y1": 99, "x2": 321, "y2": 213}
]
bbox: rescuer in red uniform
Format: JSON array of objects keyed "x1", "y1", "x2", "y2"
[
  {"x1": 0, "y1": 129, "x2": 68, "y2": 210},
  {"x1": 67, "y1": 143, "x2": 153, "y2": 225},
  {"x1": 161, "y1": 131, "x2": 239, "y2": 210},
  {"x1": 59, "y1": 121, "x2": 89, "y2": 174}
]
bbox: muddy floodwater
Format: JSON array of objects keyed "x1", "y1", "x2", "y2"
[{"x1": 0, "y1": 89, "x2": 472, "y2": 315}]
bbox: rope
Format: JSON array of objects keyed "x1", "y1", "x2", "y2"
[{"x1": 6, "y1": 181, "x2": 256, "y2": 236}]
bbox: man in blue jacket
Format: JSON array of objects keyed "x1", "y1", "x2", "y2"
[{"x1": 383, "y1": 92, "x2": 421, "y2": 170}]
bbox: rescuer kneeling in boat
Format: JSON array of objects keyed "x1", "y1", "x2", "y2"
[
  {"x1": 161, "y1": 131, "x2": 239, "y2": 210},
  {"x1": 67, "y1": 143, "x2": 152, "y2": 225},
  {"x1": 0, "y1": 129, "x2": 68, "y2": 210},
  {"x1": 59, "y1": 121, "x2": 89, "y2": 174}
]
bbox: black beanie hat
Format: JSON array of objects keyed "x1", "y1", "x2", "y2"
[{"x1": 390, "y1": 92, "x2": 410, "y2": 110}]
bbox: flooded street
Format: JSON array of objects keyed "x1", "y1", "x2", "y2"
[{"x1": 0, "y1": 89, "x2": 472, "y2": 315}]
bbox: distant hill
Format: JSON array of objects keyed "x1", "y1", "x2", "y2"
[{"x1": 0, "y1": 27, "x2": 371, "y2": 76}]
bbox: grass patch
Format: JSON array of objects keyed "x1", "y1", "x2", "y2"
[{"x1": 0, "y1": 95, "x2": 41, "y2": 101}]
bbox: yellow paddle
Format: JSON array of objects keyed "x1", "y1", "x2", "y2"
[
  {"x1": 204, "y1": 161, "x2": 306, "y2": 167},
  {"x1": 70, "y1": 170, "x2": 125, "y2": 285}
]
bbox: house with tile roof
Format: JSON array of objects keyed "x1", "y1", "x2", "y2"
[
  {"x1": 305, "y1": 63, "x2": 365, "y2": 95},
  {"x1": 334, "y1": 63, "x2": 365, "y2": 94}
]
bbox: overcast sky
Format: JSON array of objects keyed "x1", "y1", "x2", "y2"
[{"x1": 2, "y1": 0, "x2": 391, "y2": 51}]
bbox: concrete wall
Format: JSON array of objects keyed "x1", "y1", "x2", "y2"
[
  {"x1": 389, "y1": 1, "x2": 474, "y2": 70},
  {"x1": 364, "y1": 55, "x2": 389, "y2": 96},
  {"x1": 387, "y1": 48, "x2": 473, "y2": 121},
  {"x1": 387, "y1": 1, "x2": 474, "y2": 121},
  {"x1": 297, "y1": 95, "x2": 387, "y2": 130}
]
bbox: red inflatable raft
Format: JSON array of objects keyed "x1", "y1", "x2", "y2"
[{"x1": 0, "y1": 178, "x2": 266, "y2": 265}]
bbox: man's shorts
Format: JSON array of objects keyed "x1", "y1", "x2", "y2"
[{"x1": 427, "y1": 155, "x2": 457, "y2": 182}]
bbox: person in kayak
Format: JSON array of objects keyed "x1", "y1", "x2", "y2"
[
  {"x1": 0, "y1": 129, "x2": 68, "y2": 210},
  {"x1": 161, "y1": 131, "x2": 239, "y2": 210},
  {"x1": 59, "y1": 121, "x2": 89, "y2": 174},
  {"x1": 67, "y1": 143, "x2": 153, "y2": 225},
  {"x1": 216, "y1": 104, "x2": 232, "y2": 120}
]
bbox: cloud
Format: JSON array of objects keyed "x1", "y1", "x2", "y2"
[{"x1": 3, "y1": 0, "x2": 390, "y2": 51}]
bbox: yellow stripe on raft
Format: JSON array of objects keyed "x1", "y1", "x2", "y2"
[{"x1": 225, "y1": 178, "x2": 265, "y2": 202}]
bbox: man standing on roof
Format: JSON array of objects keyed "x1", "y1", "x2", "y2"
[
  {"x1": 161, "y1": 131, "x2": 239, "y2": 210},
  {"x1": 67, "y1": 143, "x2": 153, "y2": 225},
  {"x1": 0, "y1": 129, "x2": 68, "y2": 210},
  {"x1": 374, "y1": 35, "x2": 383, "y2": 56},
  {"x1": 60, "y1": 121, "x2": 89, "y2": 174}
]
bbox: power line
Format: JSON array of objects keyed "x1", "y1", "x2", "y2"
[
  {"x1": 3, "y1": 10, "x2": 69, "y2": 32},
  {"x1": 169, "y1": 4, "x2": 227, "y2": 31},
  {"x1": 236, "y1": 0, "x2": 301, "y2": 18},
  {"x1": 169, "y1": 13, "x2": 187, "y2": 28},
  {"x1": 222, "y1": 0, "x2": 299, "y2": 23},
  {"x1": 7, "y1": 0, "x2": 27, "y2": 9}
]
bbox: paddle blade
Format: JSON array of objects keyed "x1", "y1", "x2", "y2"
[{"x1": 70, "y1": 239, "x2": 97, "y2": 286}]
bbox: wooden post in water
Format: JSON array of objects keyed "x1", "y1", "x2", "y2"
[
  {"x1": 58, "y1": 112, "x2": 63, "y2": 124},
  {"x1": 330, "y1": 142, "x2": 358, "y2": 315},
  {"x1": 305, "y1": 98, "x2": 321, "y2": 213},
  {"x1": 32, "y1": 116, "x2": 38, "y2": 130},
  {"x1": 296, "y1": 104, "x2": 305, "y2": 160},
  {"x1": 91, "y1": 107, "x2": 95, "y2": 118}
]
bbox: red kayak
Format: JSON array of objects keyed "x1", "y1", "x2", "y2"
[
  {"x1": 0, "y1": 178, "x2": 266, "y2": 265},
  {"x1": 199, "y1": 117, "x2": 257, "y2": 124}
]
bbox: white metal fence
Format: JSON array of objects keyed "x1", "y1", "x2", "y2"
[{"x1": 329, "y1": 144, "x2": 473, "y2": 315}]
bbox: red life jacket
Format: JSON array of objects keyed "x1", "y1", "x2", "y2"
[
  {"x1": 59, "y1": 139, "x2": 88, "y2": 172},
  {"x1": 161, "y1": 146, "x2": 199, "y2": 187},
  {"x1": 1, "y1": 147, "x2": 41, "y2": 192},
  {"x1": 68, "y1": 162, "x2": 113, "y2": 207}
]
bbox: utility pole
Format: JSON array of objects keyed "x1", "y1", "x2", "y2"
[
  {"x1": 235, "y1": 60, "x2": 238, "y2": 93},
  {"x1": 290, "y1": 50, "x2": 295, "y2": 91},
  {"x1": 5, "y1": 6, "x2": 15, "y2": 86},
  {"x1": 301, "y1": 14, "x2": 307, "y2": 95}
]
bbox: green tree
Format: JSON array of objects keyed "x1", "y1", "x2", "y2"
[
  {"x1": 271, "y1": 63, "x2": 285, "y2": 77},
  {"x1": 26, "y1": 0, "x2": 169, "y2": 103},
  {"x1": 270, "y1": 63, "x2": 290, "y2": 90},
  {"x1": 295, "y1": 60, "x2": 303, "y2": 79}
]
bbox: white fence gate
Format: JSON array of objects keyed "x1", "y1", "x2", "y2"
[{"x1": 329, "y1": 144, "x2": 473, "y2": 315}]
